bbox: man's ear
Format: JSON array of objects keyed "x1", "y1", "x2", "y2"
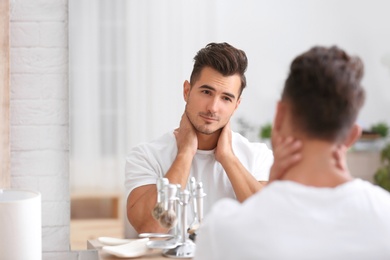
[
  {"x1": 234, "y1": 97, "x2": 241, "y2": 112},
  {"x1": 344, "y1": 124, "x2": 362, "y2": 148},
  {"x1": 183, "y1": 80, "x2": 191, "y2": 102},
  {"x1": 273, "y1": 101, "x2": 285, "y2": 132},
  {"x1": 270, "y1": 101, "x2": 286, "y2": 150}
]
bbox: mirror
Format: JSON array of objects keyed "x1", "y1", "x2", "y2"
[
  {"x1": 0, "y1": 0, "x2": 10, "y2": 188},
  {"x1": 69, "y1": 0, "x2": 390, "y2": 248}
]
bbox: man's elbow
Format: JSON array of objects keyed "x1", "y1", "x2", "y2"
[{"x1": 127, "y1": 205, "x2": 168, "y2": 234}]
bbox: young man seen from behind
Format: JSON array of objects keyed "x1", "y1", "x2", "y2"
[{"x1": 194, "y1": 46, "x2": 390, "y2": 259}]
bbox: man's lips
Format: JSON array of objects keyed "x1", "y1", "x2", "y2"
[{"x1": 199, "y1": 114, "x2": 219, "y2": 122}]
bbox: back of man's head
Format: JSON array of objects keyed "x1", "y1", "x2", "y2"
[
  {"x1": 282, "y1": 46, "x2": 365, "y2": 142},
  {"x1": 190, "y1": 42, "x2": 248, "y2": 97}
]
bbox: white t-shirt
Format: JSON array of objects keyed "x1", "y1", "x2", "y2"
[
  {"x1": 194, "y1": 179, "x2": 390, "y2": 260},
  {"x1": 125, "y1": 130, "x2": 273, "y2": 218}
]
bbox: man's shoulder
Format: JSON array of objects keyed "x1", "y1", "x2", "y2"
[
  {"x1": 232, "y1": 131, "x2": 272, "y2": 152},
  {"x1": 203, "y1": 198, "x2": 242, "y2": 228},
  {"x1": 352, "y1": 179, "x2": 390, "y2": 200},
  {"x1": 128, "y1": 131, "x2": 176, "y2": 155}
]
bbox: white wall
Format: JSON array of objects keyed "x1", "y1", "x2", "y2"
[{"x1": 10, "y1": 0, "x2": 95, "y2": 259}]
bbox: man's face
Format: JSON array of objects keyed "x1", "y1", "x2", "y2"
[{"x1": 183, "y1": 67, "x2": 242, "y2": 135}]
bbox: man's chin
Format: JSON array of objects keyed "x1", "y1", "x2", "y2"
[
  {"x1": 196, "y1": 126, "x2": 222, "y2": 135},
  {"x1": 198, "y1": 130, "x2": 215, "y2": 135}
]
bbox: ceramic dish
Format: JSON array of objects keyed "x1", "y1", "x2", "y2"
[
  {"x1": 98, "y1": 237, "x2": 135, "y2": 246},
  {"x1": 102, "y1": 238, "x2": 150, "y2": 258}
]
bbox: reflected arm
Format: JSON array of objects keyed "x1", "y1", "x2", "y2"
[{"x1": 126, "y1": 152, "x2": 194, "y2": 234}]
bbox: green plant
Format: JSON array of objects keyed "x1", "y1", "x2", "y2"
[
  {"x1": 259, "y1": 123, "x2": 272, "y2": 140},
  {"x1": 374, "y1": 143, "x2": 390, "y2": 192},
  {"x1": 371, "y1": 122, "x2": 389, "y2": 138}
]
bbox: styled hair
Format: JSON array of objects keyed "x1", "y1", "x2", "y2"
[
  {"x1": 282, "y1": 46, "x2": 365, "y2": 142},
  {"x1": 190, "y1": 42, "x2": 248, "y2": 97}
]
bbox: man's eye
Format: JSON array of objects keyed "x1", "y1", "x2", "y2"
[
  {"x1": 223, "y1": 96, "x2": 232, "y2": 102},
  {"x1": 202, "y1": 90, "x2": 211, "y2": 95}
]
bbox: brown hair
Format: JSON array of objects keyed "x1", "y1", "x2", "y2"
[
  {"x1": 282, "y1": 46, "x2": 365, "y2": 142},
  {"x1": 190, "y1": 42, "x2": 248, "y2": 97}
]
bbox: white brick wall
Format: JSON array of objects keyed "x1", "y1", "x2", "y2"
[{"x1": 9, "y1": 0, "x2": 97, "y2": 259}]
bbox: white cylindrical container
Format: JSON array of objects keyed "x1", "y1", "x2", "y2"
[{"x1": 0, "y1": 189, "x2": 42, "y2": 260}]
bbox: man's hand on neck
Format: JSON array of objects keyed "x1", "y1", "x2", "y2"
[
  {"x1": 174, "y1": 113, "x2": 198, "y2": 157},
  {"x1": 215, "y1": 122, "x2": 234, "y2": 164}
]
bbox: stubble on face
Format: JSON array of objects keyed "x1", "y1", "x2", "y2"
[{"x1": 185, "y1": 103, "x2": 225, "y2": 135}]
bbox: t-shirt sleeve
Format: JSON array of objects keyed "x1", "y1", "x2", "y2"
[
  {"x1": 124, "y1": 145, "x2": 160, "y2": 198},
  {"x1": 233, "y1": 132, "x2": 274, "y2": 182}
]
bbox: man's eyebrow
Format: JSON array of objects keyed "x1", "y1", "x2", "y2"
[{"x1": 199, "y1": 85, "x2": 236, "y2": 100}]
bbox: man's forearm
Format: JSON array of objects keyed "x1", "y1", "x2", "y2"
[
  {"x1": 220, "y1": 155, "x2": 263, "y2": 202},
  {"x1": 163, "y1": 152, "x2": 194, "y2": 189}
]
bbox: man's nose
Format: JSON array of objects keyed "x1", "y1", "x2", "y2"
[{"x1": 207, "y1": 97, "x2": 219, "y2": 113}]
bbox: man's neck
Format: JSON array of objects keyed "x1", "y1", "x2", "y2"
[
  {"x1": 196, "y1": 130, "x2": 221, "y2": 151},
  {"x1": 280, "y1": 140, "x2": 353, "y2": 188}
]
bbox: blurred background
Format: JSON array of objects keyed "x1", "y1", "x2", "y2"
[
  {"x1": 68, "y1": 0, "x2": 390, "y2": 247},
  {"x1": 69, "y1": 0, "x2": 390, "y2": 192}
]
